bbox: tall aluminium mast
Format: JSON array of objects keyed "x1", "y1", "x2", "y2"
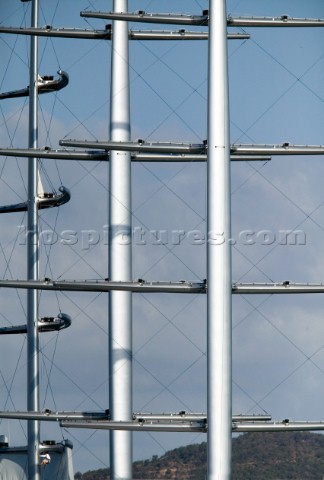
[
  {"x1": 207, "y1": 1, "x2": 232, "y2": 478},
  {"x1": 27, "y1": 0, "x2": 40, "y2": 478},
  {"x1": 109, "y1": 1, "x2": 133, "y2": 478}
]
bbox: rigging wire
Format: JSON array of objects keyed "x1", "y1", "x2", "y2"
[
  {"x1": 135, "y1": 162, "x2": 205, "y2": 220},
  {"x1": 129, "y1": 61, "x2": 205, "y2": 141},
  {"x1": 225, "y1": 20, "x2": 324, "y2": 411},
  {"x1": 235, "y1": 180, "x2": 324, "y2": 283},
  {"x1": 40, "y1": 332, "x2": 60, "y2": 410},
  {"x1": 135, "y1": 39, "x2": 207, "y2": 139},
  {"x1": 0, "y1": 98, "x2": 29, "y2": 198},
  {"x1": 228, "y1": 27, "x2": 324, "y2": 420},
  {"x1": 38, "y1": 208, "x2": 62, "y2": 311},
  {"x1": 0, "y1": 342, "x2": 28, "y2": 441},
  {"x1": 233, "y1": 244, "x2": 275, "y2": 283},
  {"x1": 238, "y1": 294, "x2": 324, "y2": 412},
  {"x1": 63, "y1": 428, "x2": 109, "y2": 470},
  {"x1": 234, "y1": 33, "x2": 324, "y2": 144},
  {"x1": 139, "y1": 353, "x2": 205, "y2": 411},
  {"x1": 247, "y1": 343, "x2": 324, "y2": 414},
  {"x1": 55, "y1": 158, "x2": 203, "y2": 281},
  {"x1": 60, "y1": 291, "x2": 106, "y2": 335},
  {"x1": 136, "y1": 217, "x2": 206, "y2": 280},
  {"x1": 0, "y1": 82, "x2": 30, "y2": 352},
  {"x1": 59, "y1": 287, "x2": 200, "y2": 414},
  {"x1": 57, "y1": 288, "x2": 204, "y2": 415},
  {"x1": 135, "y1": 294, "x2": 205, "y2": 357},
  {"x1": 38, "y1": 1, "x2": 59, "y2": 68},
  {"x1": 57, "y1": 95, "x2": 103, "y2": 141},
  {"x1": 0, "y1": 225, "x2": 28, "y2": 319},
  {"x1": 233, "y1": 379, "x2": 269, "y2": 415}
]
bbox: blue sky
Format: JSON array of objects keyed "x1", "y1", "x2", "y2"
[{"x1": 0, "y1": 0, "x2": 324, "y2": 474}]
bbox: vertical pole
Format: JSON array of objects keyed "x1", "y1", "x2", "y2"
[
  {"x1": 207, "y1": 1, "x2": 232, "y2": 479},
  {"x1": 109, "y1": 1, "x2": 132, "y2": 479},
  {"x1": 27, "y1": 0, "x2": 40, "y2": 479}
]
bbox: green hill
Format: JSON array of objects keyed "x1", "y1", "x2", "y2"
[{"x1": 75, "y1": 432, "x2": 324, "y2": 479}]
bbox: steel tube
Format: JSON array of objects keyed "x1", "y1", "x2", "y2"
[
  {"x1": 60, "y1": 420, "x2": 207, "y2": 432},
  {"x1": 27, "y1": 1, "x2": 40, "y2": 479},
  {"x1": 232, "y1": 283, "x2": 324, "y2": 294},
  {"x1": 0, "y1": 148, "x2": 271, "y2": 162},
  {"x1": 59, "y1": 139, "x2": 206, "y2": 153},
  {"x1": 59, "y1": 139, "x2": 324, "y2": 155},
  {"x1": 0, "y1": 410, "x2": 271, "y2": 424},
  {"x1": 80, "y1": 11, "x2": 324, "y2": 27},
  {"x1": 109, "y1": 1, "x2": 133, "y2": 478},
  {"x1": 4, "y1": 280, "x2": 324, "y2": 294},
  {"x1": 0, "y1": 411, "x2": 109, "y2": 421},
  {"x1": 0, "y1": 148, "x2": 108, "y2": 160},
  {"x1": 233, "y1": 422, "x2": 324, "y2": 432},
  {"x1": 128, "y1": 30, "x2": 249, "y2": 40},
  {"x1": 227, "y1": 16, "x2": 324, "y2": 27},
  {"x1": 207, "y1": 1, "x2": 232, "y2": 479},
  {"x1": 0, "y1": 279, "x2": 206, "y2": 293},
  {"x1": 80, "y1": 11, "x2": 209, "y2": 26},
  {"x1": 0, "y1": 26, "x2": 249, "y2": 40},
  {"x1": 231, "y1": 144, "x2": 324, "y2": 155},
  {"x1": 0, "y1": 26, "x2": 112, "y2": 39}
]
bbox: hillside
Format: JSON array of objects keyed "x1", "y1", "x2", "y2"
[{"x1": 75, "y1": 432, "x2": 324, "y2": 479}]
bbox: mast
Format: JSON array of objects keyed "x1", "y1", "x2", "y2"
[
  {"x1": 207, "y1": 1, "x2": 232, "y2": 478},
  {"x1": 27, "y1": 0, "x2": 40, "y2": 478},
  {"x1": 109, "y1": 0, "x2": 132, "y2": 478}
]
